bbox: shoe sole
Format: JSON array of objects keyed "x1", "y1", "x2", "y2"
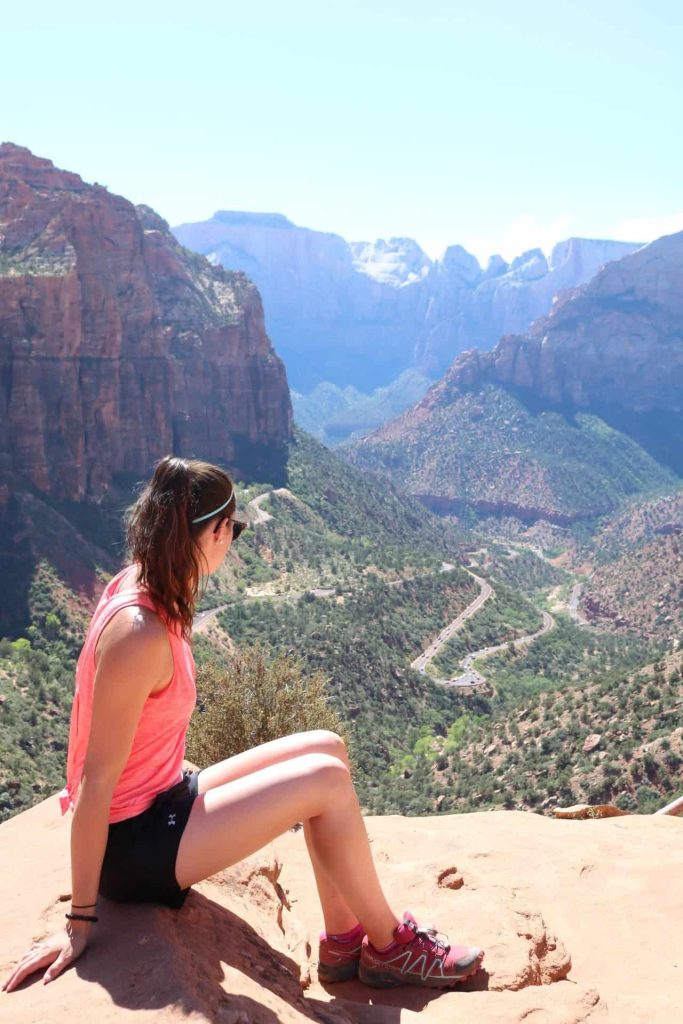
[
  {"x1": 358, "y1": 954, "x2": 484, "y2": 989},
  {"x1": 318, "y1": 959, "x2": 360, "y2": 984}
]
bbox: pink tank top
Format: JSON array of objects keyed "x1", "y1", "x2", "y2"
[{"x1": 59, "y1": 566, "x2": 197, "y2": 823}]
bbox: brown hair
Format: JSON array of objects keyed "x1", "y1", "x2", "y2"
[{"x1": 126, "y1": 455, "x2": 235, "y2": 639}]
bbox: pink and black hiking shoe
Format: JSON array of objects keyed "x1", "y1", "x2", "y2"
[
  {"x1": 359, "y1": 912, "x2": 484, "y2": 989},
  {"x1": 318, "y1": 922, "x2": 365, "y2": 983}
]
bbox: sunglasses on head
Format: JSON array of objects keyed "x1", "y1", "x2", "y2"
[{"x1": 213, "y1": 516, "x2": 247, "y2": 541}]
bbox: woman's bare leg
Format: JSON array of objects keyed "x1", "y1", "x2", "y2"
[
  {"x1": 196, "y1": 730, "x2": 352, "y2": 793},
  {"x1": 303, "y1": 820, "x2": 359, "y2": 935},
  {"x1": 195, "y1": 731, "x2": 358, "y2": 934},
  {"x1": 176, "y1": 752, "x2": 399, "y2": 949}
]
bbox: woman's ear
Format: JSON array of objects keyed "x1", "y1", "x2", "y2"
[{"x1": 215, "y1": 517, "x2": 230, "y2": 545}]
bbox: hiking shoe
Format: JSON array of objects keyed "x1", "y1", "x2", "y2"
[
  {"x1": 359, "y1": 911, "x2": 484, "y2": 989},
  {"x1": 318, "y1": 922, "x2": 365, "y2": 983}
]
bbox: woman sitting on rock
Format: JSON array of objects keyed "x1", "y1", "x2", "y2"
[{"x1": 3, "y1": 456, "x2": 484, "y2": 993}]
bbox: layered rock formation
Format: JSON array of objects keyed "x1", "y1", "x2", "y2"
[
  {"x1": 175, "y1": 212, "x2": 427, "y2": 391},
  {"x1": 463, "y1": 230, "x2": 683, "y2": 417},
  {"x1": 349, "y1": 232, "x2": 683, "y2": 522},
  {"x1": 0, "y1": 145, "x2": 293, "y2": 503},
  {"x1": 416, "y1": 237, "x2": 642, "y2": 376},
  {"x1": 1, "y1": 798, "x2": 680, "y2": 1022},
  {"x1": 173, "y1": 210, "x2": 638, "y2": 391}
]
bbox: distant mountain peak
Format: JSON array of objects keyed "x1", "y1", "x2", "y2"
[
  {"x1": 441, "y1": 244, "x2": 481, "y2": 279},
  {"x1": 173, "y1": 212, "x2": 644, "y2": 389},
  {"x1": 211, "y1": 211, "x2": 295, "y2": 229},
  {"x1": 350, "y1": 237, "x2": 431, "y2": 286}
]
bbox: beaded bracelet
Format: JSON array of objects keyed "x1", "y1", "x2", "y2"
[{"x1": 65, "y1": 913, "x2": 98, "y2": 923}]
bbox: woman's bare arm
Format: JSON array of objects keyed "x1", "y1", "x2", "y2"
[
  {"x1": 70, "y1": 607, "x2": 172, "y2": 908},
  {"x1": 3, "y1": 607, "x2": 172, "y2": 991}
]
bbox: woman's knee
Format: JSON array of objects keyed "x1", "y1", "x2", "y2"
[
  {"x1": 305, "y1": 729, "x2": 349, "y2": 768},
  {"x1": 300, "y1": 751, "x2": 352, "y2": 799}
]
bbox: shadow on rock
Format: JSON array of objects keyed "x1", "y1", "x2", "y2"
[{"x1": 74, "y1": 891, "x2": 324, "y2": 1022}]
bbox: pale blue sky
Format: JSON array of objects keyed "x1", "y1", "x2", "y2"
[{"x1": 3, "y1": 1, "x2": 682, "y2": 261}]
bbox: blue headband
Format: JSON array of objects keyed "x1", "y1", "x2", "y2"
[{"x1": 191, "y1": 489, "x2": 234, "y2": 524}]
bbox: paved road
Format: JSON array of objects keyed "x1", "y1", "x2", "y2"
[
  {"x1": 522, "y1": 543, "x2": 590, "y2": 627},
  {"x1": 192, "y1": 604, "x2": 227, "y2": 633},
  {"x1": 410, "y1": 571, "x2": 493, "y2": 672},
  {"x1": 248, "y1": 490, "x2": 273, "y2": 525},
  {"x1": 437, "y1": 609, "x2": 555, "y2": 689},
  {"x1": 408, "y1": 545, "x2": 557, "y2": 689},
  {"x1": 568, "y1": 581, "x2": 588, "y2": 624}
]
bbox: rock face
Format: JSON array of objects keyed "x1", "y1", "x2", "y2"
[
  {"x1": 486, "y1": 231, "x2": 683, "y2": 418},
  {"x1": 175, "y1": 212, "x2": 427, "y2": 391},
  {"x1": 174, "y1": 211, "x2": 638, "y2": 391},
  {"x1": 416, "y1": 237, "x2": 643, "y2": 377},
  {"x1": 0, "y1": 145, "x2": 293, "y2": 503},
  {"x1": 349, "y1": 232, "x2": 683, "y2": 521},
  {"x1": 1, "y1": 800, "x2": 680, "y2": 1022}
]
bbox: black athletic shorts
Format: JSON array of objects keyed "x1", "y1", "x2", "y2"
[{"x1": 98, "y1": 768, "x2": 201, "y2": 909}]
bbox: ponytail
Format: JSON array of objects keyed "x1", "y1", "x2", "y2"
[{"x1": 126, "y1": 456, "x2": 235, "y2": 639}]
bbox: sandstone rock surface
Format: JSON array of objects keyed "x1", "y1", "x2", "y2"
[
  {"x1": 1, "y1": 800, "x2": 680, "y2": 1023},
  {"x1": 0, "y1": 145, "x2": 293, "y2": 503}
]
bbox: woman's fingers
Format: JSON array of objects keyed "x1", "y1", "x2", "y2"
[
  {"x1": 3, "y1": 947, "x2": 54, "y2": 992},
  {"x1": 3, "y1": 930, "x2": 86, "y2": 992},
  {"x1": 43, "y1": 952, "x2": 70, "y2": 985}
]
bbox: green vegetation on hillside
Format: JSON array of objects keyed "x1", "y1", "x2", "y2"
[
  {"x1": 577, "y1": 491, "x2": 683, "y2": 641},
  {"x1": 0, "y1": 564, "x2": 87, "y2": 820},
  {"x1": 486, "y1": 546, "x2": 567, "y2": 595},
  {"x1": 350, "y1": 385, "x2": 678, "y2": 521},
  {"x1": 371, "y1": 620, "x2": 677, "y2": 815},
  {"x1": 3, "y1": 427, "x2": 678, "y2": 826},
  {"x1": 482, "y1": 617, "x2": 662, "y2": 704},
  {"x1": 212, "y1": 571, "x2": 481, "y2": 804}
]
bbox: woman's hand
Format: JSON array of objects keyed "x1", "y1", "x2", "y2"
[{"x1": 2, "y1": 922, "x2": 90, "y2": 992}]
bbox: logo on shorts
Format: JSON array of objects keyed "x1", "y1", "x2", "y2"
[{"x1": 168, "y1": 813, "x2": 177, "y2": 827}]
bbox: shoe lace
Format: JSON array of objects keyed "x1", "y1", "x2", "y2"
[{"x1": 408, "y1": 919, "x2": 451, "y2": 955}]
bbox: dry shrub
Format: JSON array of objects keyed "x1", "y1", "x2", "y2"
[{"x1": 186, "y1": 646, "x2": 346, "y2": 768}]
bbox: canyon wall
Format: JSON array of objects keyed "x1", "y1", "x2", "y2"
[
  {"x1": 174, "y1": 211, "x2": 638, "y2": 390},
  {"x1": 0, "y1": 145, "x2": 293, "y2": 504}
]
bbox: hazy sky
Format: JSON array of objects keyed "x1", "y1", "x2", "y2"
[{"x1": 3, "y1": 1, "x2": 682, "y2": 262}]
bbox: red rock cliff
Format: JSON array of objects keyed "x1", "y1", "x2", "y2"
[{"x1": 0, "y1": 144, "x2": 293, "y2": 501}]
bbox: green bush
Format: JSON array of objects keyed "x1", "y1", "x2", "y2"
[
  {"x1": 186, "y1": 646, "x2": 346, "y2": 769},
  {"x1": 615, "y1": 792, "x2": 637, "y2": 811},
  {"x1": 636, "y1": 785, "x2": 661, "y2": 812}
]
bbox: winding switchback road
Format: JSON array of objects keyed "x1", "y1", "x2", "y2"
[
  {"x1": 409, "y1": 551, "x2": 557, "y2": 689},
  {"x1": 436, "y1": 610, "x2": 555, "y2": 689},
  {"x1": 410, "y1": 571, "x2": 493, "y2": 673}
]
